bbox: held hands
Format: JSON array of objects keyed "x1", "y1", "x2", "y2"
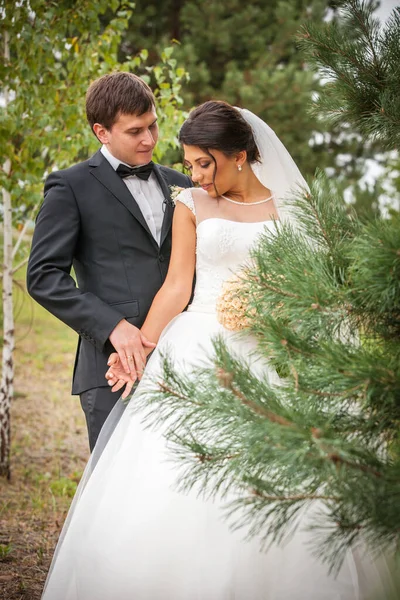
[
  {"x1": 105, "y1": 353, "x2": 136, "y2": 399},
  {"x1": 108, "y1": 319, "x2": 156, "y2": 382}
]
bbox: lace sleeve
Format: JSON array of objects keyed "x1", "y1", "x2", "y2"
[{"x1": 173, "y1": 188, "x2": 196, "y2": 216}]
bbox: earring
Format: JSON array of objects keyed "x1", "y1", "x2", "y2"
[{"x1": 237, "y1": 164, "x2": 242, "y2": 172}]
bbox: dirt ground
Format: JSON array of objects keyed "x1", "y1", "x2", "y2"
[{"x1": 0, "y1": 287, "x2": 89, "y2": 600}]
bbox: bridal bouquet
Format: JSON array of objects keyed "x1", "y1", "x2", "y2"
[
  {"x1": 216, "y1": 270, "x2": 286, "y2": 331},
  {"x1": 216, "y1": 271, "x2": 253, "y2": 331}
]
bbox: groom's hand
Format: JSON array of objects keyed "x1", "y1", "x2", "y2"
[{"x1": 109, "y1": 319, "x2": 156, "y2": 380}]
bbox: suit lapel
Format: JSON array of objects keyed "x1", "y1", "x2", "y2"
[
  {"x1": 154, "y1": 164, "x2": 174, "y2": 248},
  {"x1": 89, "y1": 150, "x2": 157, "y2": 244}
]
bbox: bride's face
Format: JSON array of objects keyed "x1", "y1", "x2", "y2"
[{"x1": 183, "y1": 145, "x2": 240, "y2": 198}]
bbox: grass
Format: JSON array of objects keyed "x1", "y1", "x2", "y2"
[{"x1": 0, "y1": 267, "x2": 88, "y2": 599}]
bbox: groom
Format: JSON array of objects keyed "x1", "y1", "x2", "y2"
[{"x1": 27, "y1": 72, "x2": 191, "y2": 450}]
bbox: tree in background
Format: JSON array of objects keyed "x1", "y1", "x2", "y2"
[
  {"x1": 121, "y1": 0, "x2": 387, "y2": 192},
  {"x1": 142, "y1": 0, "x2": 400, "y2": 574},
  {"x1": 300, "y1": 0, "x2": 400, "y2": 219},
  {"x1": 0, "y1": 0, "x2": 187, "y2": 478}
]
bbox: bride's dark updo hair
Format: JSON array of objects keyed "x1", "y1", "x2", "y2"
[{"x1": 178, "y1": 100, "x2": 260, "y2": 163}]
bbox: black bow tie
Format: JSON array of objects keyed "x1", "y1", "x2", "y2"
[{"x1": 116, "y1": 161, "x2": 154, "y2": 181}]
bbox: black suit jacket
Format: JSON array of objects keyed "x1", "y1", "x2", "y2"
[{"x1": 27, "y1": 149, "x2": 191, "y2": 394}]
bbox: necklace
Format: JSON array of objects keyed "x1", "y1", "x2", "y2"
[{"x1": 220, "y1": 194, "x2": 273, "y2": 206}]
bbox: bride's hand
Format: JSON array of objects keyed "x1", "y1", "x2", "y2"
[{"x1": 106, "y1": 353, "x2": 136, "y2": 399}]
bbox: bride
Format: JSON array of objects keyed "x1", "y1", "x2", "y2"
[{"x1": 42, "y1": 101, "x2": 387, "y2": 599}]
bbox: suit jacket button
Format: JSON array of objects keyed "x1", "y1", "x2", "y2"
[{"x1": 159, "y1": 254, "x2": 165, "y2": 262}]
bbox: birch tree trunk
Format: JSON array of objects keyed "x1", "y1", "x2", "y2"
[{"x1": 0, "y1": 31, "x2": 13, "y2": 479}]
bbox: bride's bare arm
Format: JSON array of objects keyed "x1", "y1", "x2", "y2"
[
  {"x1": 106, "y1": 202, "x2": 196, "y2": 396},
  {"x1": 141, "y1": 202, "x2": 196, "y2": 344}
]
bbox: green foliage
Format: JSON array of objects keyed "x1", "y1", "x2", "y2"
[
  {"x1": 348, "y1": 213, "x2": 400, "y2": 335},
  {"x1": 120, "y1": 0, "x2": 331, "y2": 174},
  {"x1": 148, "y1": 46, "x2": 190, "y2": 163},
  {"x1": 143, "y1": 174, "x2": 400, "y2": 571},
  {"x1": 0, "y1": 0, "x2": 188, "y2": 227},
  {"x1": 140, "y1": 0, "x2": 400, "y2": 571},
  {"x1": 299, "y1": 0, "x2": 400, "y2": 150},
  {"x1": 120, "y1": 0, "x2": 385, "y2": 192},
  {"x1": 0, "y1": 542, "x2": 13, "y2": 560},
  {"x1": 49, "y1": 476, "x2": 78, "y2": 498}
]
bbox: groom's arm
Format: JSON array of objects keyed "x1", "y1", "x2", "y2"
[{"x1": 27, "y1": 170, "x2": 124, "y2": 352}]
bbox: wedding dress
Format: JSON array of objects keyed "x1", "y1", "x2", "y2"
[{"x1": 42, "y1": 188, "x2": 389, "y2": 600}]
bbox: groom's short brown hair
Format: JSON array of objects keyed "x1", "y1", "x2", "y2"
[{"x1": 86, "y1": 72, "x2": 155, "y2": 131}]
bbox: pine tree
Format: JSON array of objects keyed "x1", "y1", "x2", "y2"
[
  {"x1": 120, "y1": 0, "x2": 374, "y2": 180},
  {"x1": 120, "y1": 0, "x2": 391, "y2": 211},
  {"x1": 299, "y1": 0, "x2": 400, "y2": 150},
  {"x1": 141, "y1": 0, "x2": 400, "y2": 572}
]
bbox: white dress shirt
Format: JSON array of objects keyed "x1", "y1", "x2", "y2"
[{"x1": 101, "y1": 145, "x2": 165, "y2": 245}]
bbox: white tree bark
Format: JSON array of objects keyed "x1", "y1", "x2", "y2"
[{"x1": 1, "y1": 31, "x2": 13, "y2": 479}]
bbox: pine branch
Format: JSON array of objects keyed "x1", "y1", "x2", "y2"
[
  {"x1": 216, "y1": 368, "x2": 295, "y2": 427},
  {"x1": 138, "y1": 2, "x2": 400, "y2": 572},
  {"x1": 351, "y1": 1, "x2": 382, "y2": 76},
  {"x1": 298, "y1": 1, "x2": 400, "y2": 148},
  {"x1": 157, "y1": 381, "x2": 196, "y2": 403},
  {"x1": 323, "y1": 451, "x2": 383, "y2": 479},
  {"x1": 251, "y1": 490, "x2": 340, "y2": 502}
]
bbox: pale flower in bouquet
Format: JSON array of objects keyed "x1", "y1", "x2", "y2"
[{"x1": 216, "y1": 270, "x2": 254, "y2": 331}]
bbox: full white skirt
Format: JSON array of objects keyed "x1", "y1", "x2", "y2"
[{"x1": 42, "y1": 310, "x2": 390, "y2": 599}]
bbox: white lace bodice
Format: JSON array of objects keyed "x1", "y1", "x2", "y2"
[{"x1": 175, "y1": 188, "x2": 278, "y2": 313}]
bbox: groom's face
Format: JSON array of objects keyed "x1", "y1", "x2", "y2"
[{"x1": 94, "y1": 108, "x2": 158, "y2": 166}]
